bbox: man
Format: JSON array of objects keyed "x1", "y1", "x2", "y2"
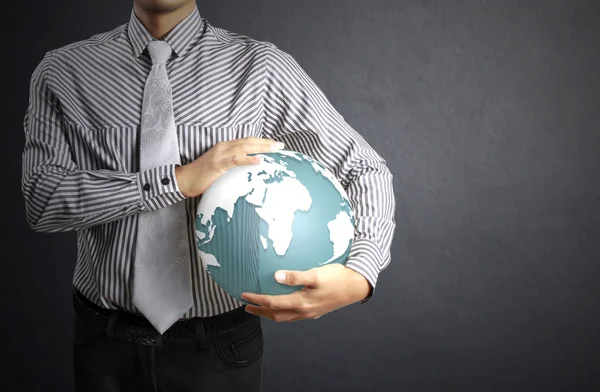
[{"x1": 21, "y1": 0, "x2": 396, "y2": 391}]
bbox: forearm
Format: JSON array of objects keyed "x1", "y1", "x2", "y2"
[
  {"x1": 22, "y1": 163, "x2": 185, "y2": 232},
  {"x1": 344, "y1": 160, "x2": 396, "y2": 302}
]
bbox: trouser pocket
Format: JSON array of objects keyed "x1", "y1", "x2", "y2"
[{"x1": 212, "y1": 316, "x2": 264, "y2": 367}]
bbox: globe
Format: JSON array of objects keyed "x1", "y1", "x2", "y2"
[{"x1": 195, "y1": 150, "x2": 355, "y2": 304}]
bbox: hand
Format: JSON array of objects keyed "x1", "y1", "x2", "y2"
[
  {"x1": 175, "y1": 137, "x2": 284, "y2": 197},
  {"x1": 241, "y1": 263, "x2": 371, "y2": 322}
]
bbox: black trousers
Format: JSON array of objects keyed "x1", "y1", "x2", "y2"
[{"x1": 72, "y1": 290, "x2": 264, "y2": 392}]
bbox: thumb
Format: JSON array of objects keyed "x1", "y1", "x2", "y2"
[{"x1": 274, "y1": 269, "x2": 318, "y2": 287}]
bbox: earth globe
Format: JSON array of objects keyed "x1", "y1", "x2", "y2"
[{"x1": 195, "y1": 149, "x2": 355, "y2": 304}]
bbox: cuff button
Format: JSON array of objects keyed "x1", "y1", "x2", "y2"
[{"x1": 143, "y1": 183, "x2": 151, "y2": 191}]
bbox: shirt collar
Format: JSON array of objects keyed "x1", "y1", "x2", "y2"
[{"x1": 127, "y1": 5, "x2": 203, "y2": 59}]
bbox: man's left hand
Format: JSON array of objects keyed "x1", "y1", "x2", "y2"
[{"x1": 241, "y1": 263, "x2": 371, "y2": 322}]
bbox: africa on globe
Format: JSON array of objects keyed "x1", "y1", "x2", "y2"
[{"x1": 195, "y1": 150, "x2": 355, "y2": 304}]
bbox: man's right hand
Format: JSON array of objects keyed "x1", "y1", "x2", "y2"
[{"x1": 174, "y1": 137, "x2": 285, "y2": 198}]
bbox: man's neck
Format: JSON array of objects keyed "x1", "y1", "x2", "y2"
[{"x1": 133, "y1": 2, "x2": 196, "y2": 39}]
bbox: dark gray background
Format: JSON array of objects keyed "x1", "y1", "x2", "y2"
[{"x1": 6, "y1": 0, "x2": 600, "y2": 391}]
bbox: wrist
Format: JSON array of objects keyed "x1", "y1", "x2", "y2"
[{"x1": 175, "y1": 164, "x2": 192, "y2": 197}]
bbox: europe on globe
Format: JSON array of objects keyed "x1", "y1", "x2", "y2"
[{"x1": 195, "y1": 150, "x2": 356, "y2": 304}]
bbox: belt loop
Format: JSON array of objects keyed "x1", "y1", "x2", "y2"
[
  {"x1": 105, "y1": 312, "x2": 119, "y2": 340},
  {"x1": 193, "y1": 319, "x2": 208, "y2": 352}
]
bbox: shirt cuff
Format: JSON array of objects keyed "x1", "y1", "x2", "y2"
[
  {"x1": 137, "y1": 164, "x2": 187, "y2": 211},
  {"x1": 344, "y1": 237, "x2": 383, "y2": 304}
]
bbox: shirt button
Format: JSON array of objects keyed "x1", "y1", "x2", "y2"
[
  {"x1": 161, "y1": 177, "x2": 170, "y2": 185},
  {"x1": 143, "y1": 183, "x2": 151, "y2": 191}
]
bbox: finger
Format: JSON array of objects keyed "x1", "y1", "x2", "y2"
[
  {"x1": 224, "y1": 141, "x2": 284, "y2": 158},
  {"x1": 274, "y1": 269, "x2": 320, "y2": 287},
  {"x1": 219, "y1": 142, "x2": 285, "y2": 170},
  {"x1": 222, "y1": 137, "x2": 284, "y2": 151},
  {"x1": 245, "y1": 306, "x2": 305, "y2": 323},
  {"x1": 241, "y1": 291, "x2": 305, "y2": 310},
  {"x1": 219, "y1": 153, "x2": 263, "y2": 170}
]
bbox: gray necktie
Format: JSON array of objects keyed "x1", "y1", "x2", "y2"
[{"x1": 133, "y1": 40, "x2": 192, "y2": 334}]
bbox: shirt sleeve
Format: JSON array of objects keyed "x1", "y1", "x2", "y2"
[
  {"x1": 21, "y1": 51, "x2": 187, "y2": 233},
  {"x1": 261, "y1": 44, "x2": 396, "y2": 303}
]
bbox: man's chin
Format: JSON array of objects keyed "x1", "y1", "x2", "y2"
[{"x1": 137, "y1": 0, "x2": 190, "y2": 14}]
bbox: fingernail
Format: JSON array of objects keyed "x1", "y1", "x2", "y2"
[
  {"x1": 271, "y1": 142, "x2": 285, "y2": 151},
  {"x1": 275, "y1": 271, "x2": 286, "y2": 282}
]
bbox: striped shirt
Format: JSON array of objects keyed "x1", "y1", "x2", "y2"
[{"x1": 21, "y1": 6, "x2": 396, "y2": 317}]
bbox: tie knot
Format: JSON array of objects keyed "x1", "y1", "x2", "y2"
[{"x1": 147, "y1": 40, "x2": 172, "y2": 64}]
